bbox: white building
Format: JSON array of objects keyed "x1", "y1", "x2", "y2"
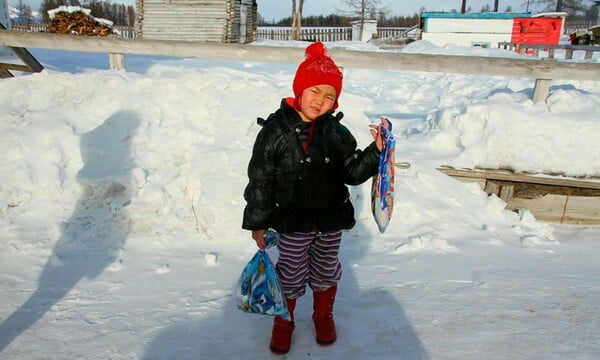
[{"x1": 420, "y1": 12, "x2": 531, "y2": 48}]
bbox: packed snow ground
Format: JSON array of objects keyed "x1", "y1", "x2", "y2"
[{"x1": 0, "y1": 39, "x2": 599, "y2": 359}]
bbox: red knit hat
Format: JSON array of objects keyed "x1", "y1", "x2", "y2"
[{"x1": 292, "y1": 42, "x2": 343, "y2": 109}]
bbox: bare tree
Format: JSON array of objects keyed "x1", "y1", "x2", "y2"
[
  {"x1": 290, "y1": 0, "x2": 305, "y2": 40},
  {"x1": 339, "y1": 0, "x2": 381, "y2": 41},
  {"x1": 526, "y1": 0, "x2": 592, "y2": 13},
  {"x1": 16, "y1": 0, "x2": 34, "y2": 24}
]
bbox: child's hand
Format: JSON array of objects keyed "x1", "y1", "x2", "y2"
[
  {"x1": 252, "y1": 229, "x2": 267, "y2": 249},
  {"x1": 369, "y1": 117, "x2": 391, "y2": 152}
]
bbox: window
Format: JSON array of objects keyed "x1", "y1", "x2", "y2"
[{"x1": 471, "y1": 42, "x2": 491, "y2": 48}]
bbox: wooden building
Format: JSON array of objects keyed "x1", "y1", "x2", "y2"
[{"x1": 136, "y1": 0, "x2": 257, "y2": 43}]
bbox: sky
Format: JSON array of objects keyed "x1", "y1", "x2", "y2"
[{"x1": 1, "y1": 29, "x2": 599, "y2": 359}]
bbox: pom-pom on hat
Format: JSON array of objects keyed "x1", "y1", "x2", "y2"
[{"x1": 292, "y1": 42, "x2": 343, "y2": 109}]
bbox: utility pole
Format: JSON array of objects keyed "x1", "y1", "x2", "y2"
[
  {"x1": 494, "y1": 0, "x2": 499, "y2": 12},
  {"x1": 461, "y1": 0, "x2": 466, "y2": 13}
]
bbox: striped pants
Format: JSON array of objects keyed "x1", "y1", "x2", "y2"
[{"x1": 276, "y1": 230, "x2": 343, "y2": 299}]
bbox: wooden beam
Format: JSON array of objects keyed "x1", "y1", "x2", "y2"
[
  {"x1": 0, "y1": 23, "x2": 44, "y2": 73},
  {"x1": 0, "y1": 68, "x2": 13, "y2": 78},
  {"x1": 109, "y1": 52, "x2": 125, "y2": 70},
  {"x1": 8, "y1": 45, "x2": 44, "y2": 72},
  {"x1": 532, "y1": 78, "x2": 552, "y2": 103},
  {"x1": 1, "y1": 29, "x2": 599, "y2": 82},
  {"x1": 0, "y1": 63, "x2": 33, "y2": 72}
]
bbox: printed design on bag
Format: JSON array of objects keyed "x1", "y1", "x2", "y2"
[
  {"x1": 236, "y1": 235, "x2": 290, "y2": 320},
  {"x1": 240, "y1": 258, "x2": 275, "y2": 314},
  {"x1": 371, "y1": 119, "x2": 396, "y2": 233}
]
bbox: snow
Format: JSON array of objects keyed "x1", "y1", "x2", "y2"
[
  {"x1": 1, "y1": 39, "x2": 599, "y2": 359},
  {"x1": 47, "y1": 6, "x2": 114, "y2": 28},
  {"x1": 47, "y1": 6, "x2": 92, "y2": 19}
]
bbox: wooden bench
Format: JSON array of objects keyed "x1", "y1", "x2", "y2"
[{"x1": 437, "y1": 166, "x2": 600, "y2": 225}]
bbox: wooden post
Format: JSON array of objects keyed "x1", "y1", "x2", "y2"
[
  {"x1": 532, "y1": 79, "x2": 552, "y2": 104},
  {"x1": 499, "y1": 184, "x2": 514, "y2": 206},
  {"x1": 0, "y1": 68, "x2": 12, "y2": 78},
  {"x1": 109, "y1": 52, "x2": 125, "y2": 70},
  {"x1": 565, "y1": 48, "x2": 573, "y2": 60},
  {"x1": 484, "y1": 181, "x2": 501, "y2": 196}
]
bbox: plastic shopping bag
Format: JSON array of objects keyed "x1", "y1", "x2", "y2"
[
  {"x1": 371, "y1": 118, "x2": 396, "y2": 233},
  {"x1": 236, "y1": 230, "x2": 290, "y2": 320}
]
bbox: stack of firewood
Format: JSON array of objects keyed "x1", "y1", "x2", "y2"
[{"x1": 48, "y1": 10, "x2": 114, "y2": 36}]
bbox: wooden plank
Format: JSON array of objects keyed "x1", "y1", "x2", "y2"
[
  {"x1": 532, "y1": 78, "x2": 552, "y2": 103},
  {"x1": 0, "y1": 68, "x2": 13, "y2": 78},
  {"x1": 1, "y1": 29, "x2": 599, "y2": 81},
  {"x1": 109, "y1": 53, "x2": 125, "y2": 70},
  {"x1": 563, "y1": 196, "x2": 600, "y2": 225},
  {"x1": 0, "y1": 23, "x2": 44, "y2": 73},
  {"x1": 484, "y1": 180, "x2": 501, "y2": 195},
  {"x1": 510, "y1": 194, "x2": 567, "y2": 222},
  {"x1": 438, "y1": 167, "x2": 600, "y2": 225},
  {"x1": 499, "y1": 184, "x2": 514, "y2": 205},
  {"x1": 585, "y1": 50, "x2": 593, "y2": 60},
  {"x1": 450, "y1": 176, "x2": 487, "y2": 189},
  {"x1": 437, "y1": 167, "x2": 600, "y2": 190},
  {"x1": 511, "y1": 195, "x2": 600, "y2": 225},
  {"x1": 0, "y1": 62, "x2": 33, "y2": 72}
]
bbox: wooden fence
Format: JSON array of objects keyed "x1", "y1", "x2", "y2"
[
  {"x1": 1, "y1": 29, "x2": 599, "y2": 103},
  {"x1": 564, "y1": 19, "x2": 595, "y2": 34},
  {"x1": 498, "y1": 42, "x2": 600, "y2": 60},
  {"x1": 256, "y1": 26, "x2": 411, "y2": 42},
  {"x1": 10, "y1": 23, "x2": 408, "y2": 42},
  {"x1": 10, "y1": 18, "x2": 595, "y2": 41},
  {"x1": 257, "y1": 27, "x2": 352, "y2": 42}
]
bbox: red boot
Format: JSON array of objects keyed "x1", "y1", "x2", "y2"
[
  {"x1": 312, "y1": 285, "x2": 337, "y2": 345},
  {"x1": 270, "y1": 298, "x2": 296, "y2": 354}
]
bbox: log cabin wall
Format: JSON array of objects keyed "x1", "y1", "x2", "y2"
[{"x1": 136, "y1": 0, "x2": 256, "y2": 43}]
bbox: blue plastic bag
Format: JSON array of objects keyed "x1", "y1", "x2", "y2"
[{"x1": 236, "y1": 230, "x2": 290, "y2": 320}]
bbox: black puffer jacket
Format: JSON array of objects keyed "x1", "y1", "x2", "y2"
[{"x1": 242, "y1": 99, "x2": 380, "y2": 233}]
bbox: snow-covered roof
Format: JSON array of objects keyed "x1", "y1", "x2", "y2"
[
  {"x1": 47, "y1": 6, "x2": 91, "y2": 19},
  {"x1": 420, "y1": 12, "x2": 532, "y2": 20}
]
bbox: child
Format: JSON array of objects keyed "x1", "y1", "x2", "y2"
[{"x1": 242, "y1": 41, "x2": 389, "y2": 354}]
